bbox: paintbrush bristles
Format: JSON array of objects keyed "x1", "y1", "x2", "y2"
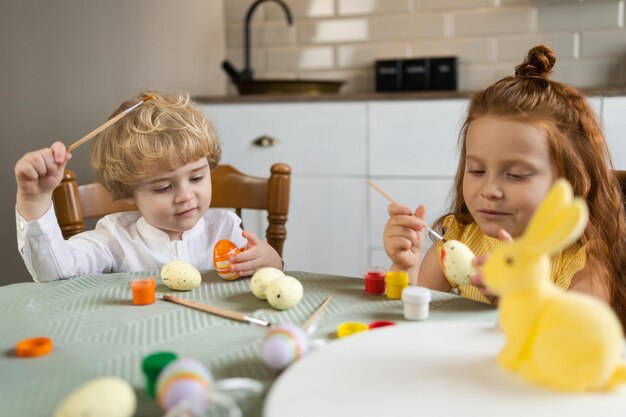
[{"x1": 66, "y1": 95, "x2": 153, "y2": 153}]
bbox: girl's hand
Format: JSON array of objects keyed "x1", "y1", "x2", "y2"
[
  {"x1": 229, "y1": 230, "x2": 283, "y2": 277},
  {"x1": 469, "y1": 229, "x2": 513, "y2": 305},
  {"x1": 383, "y1": 204, "x2": 428, "y2": 270},
  {"x1": 15, "y1": 142, "x2": 72, "y2": 220}
]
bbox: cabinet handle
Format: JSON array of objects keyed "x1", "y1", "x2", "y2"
[{"x1": 252, "y1": 135, "x2": 279, "y2": 147}]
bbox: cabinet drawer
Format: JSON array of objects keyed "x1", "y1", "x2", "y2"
[
  {"x1": 369, "y1": 100, "x2": 467, "y2": 177},
  {"x1": 201, "y1": 103, "x2": 367, "y2": 177}
]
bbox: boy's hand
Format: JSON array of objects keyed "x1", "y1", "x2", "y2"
[
  {"x1": 469, "y1": 229, "x2": 513, "y2": 305},
  {"x1": 383, "y1": 204, "x2": 427, "y2": 270},
  {"x1": 229, "y1": 230, "x2": 283, "y2": 277},
  {"x1": 15, "y1": 142, "x2": 71, "y2": 220}
]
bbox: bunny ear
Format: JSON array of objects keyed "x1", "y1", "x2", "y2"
[{"x1": 522, "y1": 179, "x2": 589, "y2": 256}]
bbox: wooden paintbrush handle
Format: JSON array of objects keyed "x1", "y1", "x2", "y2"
[
  {"x1": 163, "y1": 294, "x2": 247, "y2": 322},
  {"x1": 302, "y1": 295, "x2": 333, "y2": 331}
]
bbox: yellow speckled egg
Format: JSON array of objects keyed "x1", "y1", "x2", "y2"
[
  {"x1": 441, "y1": 240, "x2": 477, "y2": 286},
  {"x1": 54, "y1": 376, "x2": 136, "y2": 417},
  {"x1": 161, "y1": 260, "x2": 201, "y2": 291},
  {"x1": 266, "y1": 276, "x2": 303, "y2": 310},
  {"x1": 250, "y1": 267, "x2": 285, "y2": 300}
]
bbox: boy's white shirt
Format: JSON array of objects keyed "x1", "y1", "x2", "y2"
[{"x1": 16, "y1": 204, "x2": 247, "y2": 282}]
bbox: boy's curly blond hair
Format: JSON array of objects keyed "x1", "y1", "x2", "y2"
[{"x1": 90, "y1": 92, "x2": 221, "y2": 200}]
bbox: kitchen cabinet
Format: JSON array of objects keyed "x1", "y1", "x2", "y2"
[
  {"x1": 201, "y1": 94, "x2": 626, "y2": 278},
  {"x1": 201, "y1": 103, "x2": 368, "y2": 277}
]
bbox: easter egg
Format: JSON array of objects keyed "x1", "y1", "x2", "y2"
[
  {"x1": 266, "y1": 276, "x2": 303, "y2": 310},
  {"x1": 250, "y1": 267, "x2": 285, "y2": 299},
  {"x1": 156, "y1": 358, "x2": 213, "y2": 413},
  {"x1": 213, "y1": 240, "x2": 244, "y2": 280},
  {"x1": 54, "y1": 377, "x2": 136, "y2": 417},
  {"x1": 161, "y1": 261, "x2": 201, "y2": 291},
  {"x1": 441, "y1": 240, "x2": 477, "y2": 286},
  {"x1": 261, "y1": 324, "x2": 309, "y2": 371}
]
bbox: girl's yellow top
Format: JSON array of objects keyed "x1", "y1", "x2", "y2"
[{"x1": 436, "y1": 215, "x2": 586, "y2": 304}]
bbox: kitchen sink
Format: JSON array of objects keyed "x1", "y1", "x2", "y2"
[{"x1": 233, "y1": 79, "x2": 344, "y2": 95}]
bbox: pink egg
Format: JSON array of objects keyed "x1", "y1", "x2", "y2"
[
  {"x1": 261, "y1": 324, "x2": 309, "y2": 371},
  {"x1": 156, "y1": 358, "x2": 213, "y2": 413}
]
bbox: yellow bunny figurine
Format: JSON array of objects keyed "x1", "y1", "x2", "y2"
[{"x1": 482, "y1": 179, "x2": 626, "y2": 391}]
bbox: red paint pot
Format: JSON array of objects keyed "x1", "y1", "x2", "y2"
[
  {"x1": 369, "y1": 320, "x2": 396, "y2": 330},
  {"x1": 364, "y1": 266, "x2": 386, "y2": 295}
]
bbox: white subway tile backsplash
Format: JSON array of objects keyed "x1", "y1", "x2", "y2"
[
  {"x1": 299, "y1": 19, "x2": 369, "y2": 43},
  {"x1": 416, "y1": 0, "x2": 496, "y2": 11},
  {"x1": 228, "y1": 23, "x2": 298, "y2": 48},
  {"x1": 224, "y1": 0, "x2": 626, "y2": 92},
  {"x1": 266, "y1": 0, "x2": 334, "y2": 20},
  {"x1": 339, "y1": 0, "x2": 411, "y2": 16},
  {"x1": 454, "y1": 7, "x2": 536, "y2": 36},
  {"x1": 266, "y1": 46, "x2": 335, "y2": 70},
  {"x1": 412, "y1": 37, "x2": 494, "y2": 64},
  {"x1": 538, "y1": 1, "x2": 623, "y2": 32},
  {"x1": 581, "y1": 29, "x2": 626, "y2": 58},
  {"x1": 540, "y1": 32, "x2": 579, "y2": 60},
  {"x1": 496, "y1": 35, "x2": 541, "y2": 62},
  {"x1": 370, "y1": 14, "x2": 446, "y2": 41},
  {"x1": 226, "y1": 0, "x2": 266, "y2": 23},
  {"x1": 553, "y1": 57, "x2": 623, "y2": 87},
  {"x1": 338, "y1": 43, "x2": 411, "y2": 68},
  {"x1": 458, "y1": 62, "x2": 515, "y2": 91}
]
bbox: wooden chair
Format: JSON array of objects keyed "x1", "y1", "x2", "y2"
[{"x1": 52, "y1": 163, "x2": 291, "y2": 256}]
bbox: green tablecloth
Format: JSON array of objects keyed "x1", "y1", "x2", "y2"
[{"x1": 0, "y1": 271, "x2": 496, "y2": 416}]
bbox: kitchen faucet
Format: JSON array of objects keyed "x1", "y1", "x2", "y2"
[{"x1": 222, "y1": 0, "x2": 294, "y2": 82}]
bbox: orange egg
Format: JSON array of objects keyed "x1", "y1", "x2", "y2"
[{"x1": 213, "y1": 239, "x2": 244, "y2": 280}]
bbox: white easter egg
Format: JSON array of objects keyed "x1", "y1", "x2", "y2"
[
  {"x1": 261, "y1": 324, "x2": 309, "y2": 370},
  {"x1": 54, "y1": 376, "x2": 136, "y2": 417},
  {"x1": 161, "y1": 261, "x2": 201, "y2": 291},
  {"x1": 266, "y1": 276, "x2": 303, "y2": 310},
  {"x1": 250, "y1": 267, "x2": 285, "y2": 299},
  {"x1": 441, "y1": 240, "x2": 477, "y2": 286}
]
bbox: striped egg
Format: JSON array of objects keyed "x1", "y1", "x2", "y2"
[
  {"x1": 156, "y1": 358, "x2": 213, "y2": 413},
  {"x1": 261, "y1": 324, "x2": 309, "y2": 371}
]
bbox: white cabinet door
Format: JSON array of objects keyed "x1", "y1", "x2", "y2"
[
  {"x1": 602, "y1": 97, "x2": 626, "y2": 170},
  {"x1": 201, "y1": 103, "x2": 367, "y2": 177},
  {"x1": 200, "y1": 102, "x2": 368, "y2": 277},
  {"x1": 369, "y1": 100, "x2": 468, "y2": 177}
]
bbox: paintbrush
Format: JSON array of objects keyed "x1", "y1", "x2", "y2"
[
  {"x1": 67, "y1": 94, "x2": 154, "y2": 152},
  {"x1": 367, "y1": 179, "x2": 444, "y2": 241},
  {"x1": 162, "y1": 294, "x2": 271, "y2": 327},
  {"x1": 301, "y1": 295, "x2": 333, "y2": 333}
]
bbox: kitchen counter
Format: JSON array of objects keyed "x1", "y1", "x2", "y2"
[{"x1": 196, "y1": 85, "x2": 626, "y2": 104}]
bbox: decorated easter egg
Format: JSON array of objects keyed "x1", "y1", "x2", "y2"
[
  {"x1": 54, "y1": 376, "x2": 136, "y2": 417},
  {"x1": 156, "y1": 358, "x2": 213, "y2": 413},
  {"x1": 213, "y1": 240, "x2": 244, "y2": 280},
  {"x1": 261, "y1": 324, "x2": 309, "y2": 371},
  {"x1": 441, "y1": 240, "x2": 477, "y2": 286},
  {"x1": 250, "y1": 267, "x2": 285, "y2": 299},
  {"x1": 161, "y1": 261, "x2": 201, "y2": 291},
  {"x1": 266, "y1": 276, "x2": 303, "y2": 310}
]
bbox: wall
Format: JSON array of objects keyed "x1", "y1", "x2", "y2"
[
  {"x1": 0, "y1": 0, "x2": 226, "y2": 285},
  {"x1": 224, "y1": 0, "x2": 626, "y2": 93}
]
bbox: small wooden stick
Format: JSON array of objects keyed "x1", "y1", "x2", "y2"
[
  {"x1": 301, "y1": 295, "x2": 333, "y2": 332},
  {"x1": 366, "y1": 179, "x2": 444, "y2": 241},
  {"x1": 67, "y1": 94, "x2": 153, "y2": 152},
  {"x1": 162, "y1": 294, "x2": 271, "y2": 327}
]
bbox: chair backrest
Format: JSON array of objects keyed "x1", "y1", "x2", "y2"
[{"x1": 52, "y1": 163, "x2": 291, "y2": 256}]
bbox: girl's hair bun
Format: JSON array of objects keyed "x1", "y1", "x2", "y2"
[{"x1": 515, "y1": 44, "x2": 556, "y2": 78}]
